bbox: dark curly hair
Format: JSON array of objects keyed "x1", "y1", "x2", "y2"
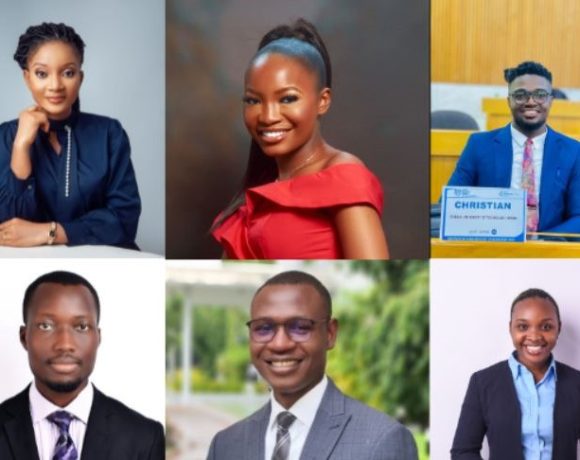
[
  {"x1": 504, "y1": 61, "x2": 552, "y2": 84},
  {"x1": 212, "y1": 19, "x2": 331, "y2": 231}
]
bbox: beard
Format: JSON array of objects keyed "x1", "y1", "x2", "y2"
[
  {"x1": 513, "y1": 116, "x2": 546, "y2": 135},
  {"x1": 42, "y1": 378, "x2": 84, "y2": 393}
]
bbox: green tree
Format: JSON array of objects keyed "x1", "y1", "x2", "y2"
[{"x1": 328, "y1": 261, "x2": 429, "y2": 428}]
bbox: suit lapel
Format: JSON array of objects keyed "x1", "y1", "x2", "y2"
[
  {"x1": 81, "y1": 386, "x2": 110, "y2": 460},
  {"x1": 2, "y1": 387, "x2": 40, "y2": 460},
  {"x1": 300, "y1": 380, "x2": 351, "y2": 460},
  {"x1": 245, "y1": 402, "x2": 270, "y2": 460},
  {"x1": 538, "y1": 128, "x2": 560, "y2": 228},
  {"x1": 493, "y1": 125, "x2": 514, "y2": 187}
]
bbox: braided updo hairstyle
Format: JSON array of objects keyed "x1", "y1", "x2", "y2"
[
  {"x1": 212, "y1": 18, "x2": 331, "y2": 230},
  {"x1": 13, "y1": 22, "x2": 85, "y2": 112}
]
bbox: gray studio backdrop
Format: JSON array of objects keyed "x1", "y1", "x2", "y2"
[
  {"x1": 0, "y1": 0, "x2": 165, "y2": 255},
  {"x1": 166, "y1": 0, "x2": 429, "y2": 259}
]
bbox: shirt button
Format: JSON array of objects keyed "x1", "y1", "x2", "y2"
[{"x1": 27, "y1": 185, "x2": 32, "y2": 190}]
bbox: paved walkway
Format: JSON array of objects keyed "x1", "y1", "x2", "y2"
[{"x1": 166, "y1": 394, "x2": 268, "y2": 460}]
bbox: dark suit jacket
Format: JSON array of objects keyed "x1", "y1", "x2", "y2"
[
  {"x1": 447, "y1": 124, "x2": 580, "y2": 233},
  {"x1": 207, "y1": 378, "x2": 417, "y2": 460},
  {"x1": 0, "y1": 385, "x2": 165, "y2": 460},
  {"x1": 451, "y1": 360, "x2": 580, "y2": 460}
]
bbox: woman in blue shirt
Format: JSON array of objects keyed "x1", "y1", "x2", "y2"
[
  {"x1": 451, "y1": 288, "x2": 580, "y2": 460},
  {"x1": 0, "y1": 22, "x2": 140, "y2": 248}
]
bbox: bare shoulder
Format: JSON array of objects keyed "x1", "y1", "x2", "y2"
[{"x1": 323, "y1": 149, "x2": 365, "y2": 168}]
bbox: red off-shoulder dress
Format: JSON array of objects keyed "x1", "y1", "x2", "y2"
[{"x1": 211, "y1": 163, "x2": 383, "y2": 259}]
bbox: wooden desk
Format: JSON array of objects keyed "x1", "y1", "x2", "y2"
[
  {"x1": 430, "y1": 130, "x2": 473, "y2": 202},
  {"x1": 431, "y1": 238, "x2": 580, "y2": 258},
  {"x1": 483, "y1": 98, "x2": 580, "y2": 136}
]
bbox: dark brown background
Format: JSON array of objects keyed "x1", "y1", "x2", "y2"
[{"x1": 166, "y1": 0, "x2": 429, "y2": 258}]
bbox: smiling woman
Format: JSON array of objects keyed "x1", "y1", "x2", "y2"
[
  {"x1": 0, "y1": 23, "x2": 141, "y2": 249},
  {"x1": 210, "y1": 19, "x2": 389, "y2": 260},
  {"x1": 450, "y1": 288, "x2": 580, "y2": 460}
]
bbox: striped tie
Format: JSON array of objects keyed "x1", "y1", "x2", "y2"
[
  {"x1": 47, "y1": 411, "x2": 79, "y2": 460},
  {"x1": 522, "y1": 138, "x2": 539, "y2": 232},
  {"x1": 272, "y1": 411, "x2": 296, "y2": 460}
]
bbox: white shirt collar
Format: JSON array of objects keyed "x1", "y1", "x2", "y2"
[
  {"x1": 510, "y1": 123, "x2": 548, "y2": 147},
  {"x1": 268, "y1": 375, "x2": 328, "y2": 432},
  {"x1": 29, "y1": 381, "x2": 94, "y2": 425}
]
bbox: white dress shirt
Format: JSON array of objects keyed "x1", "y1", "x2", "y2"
[
  {"x1": 265, "y1": 376, "x2": 328, "y2": 460},
  {"x1": 29, "y1": 381, "x2": 94, "y2": 460},
  {"x1": 510, "y1": 124, "x2": 547, "y2": 207}
]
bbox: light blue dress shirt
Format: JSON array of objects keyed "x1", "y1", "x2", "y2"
[{"x1": 508, "y1": 352, "x2": 557, "y2": 460}]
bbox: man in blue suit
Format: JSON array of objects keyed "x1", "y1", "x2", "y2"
[{"x1": 447, "y1": 61, "x2": 580, "y2": 234}]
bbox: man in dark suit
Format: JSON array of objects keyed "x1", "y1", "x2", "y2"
[
  {"x1": 207, "y1": 270, "x2": 417, "y2": 460},
  {"x1": 447, "y1": 61, "x2": 580, "y2": 234},
  {"x1": 0, "y1": 270, "x2": 164, "y2": 460}
]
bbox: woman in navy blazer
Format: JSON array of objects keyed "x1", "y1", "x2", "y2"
[
  {"x1": 0, "y1": 23, "x2": 141, "y2": 248},
  {"x1": 451, "y1": 288, "x2": 580, "y2": 460}
]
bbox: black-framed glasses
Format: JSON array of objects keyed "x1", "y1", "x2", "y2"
[
  {"x1": 509, "y1": 89, "x2": 552, "y2": 105},
  {"x1": 246, "y1": 317, "x2": 330, "y2": 343}
]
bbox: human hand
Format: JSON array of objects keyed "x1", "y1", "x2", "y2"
[
  {"x1": 14, "y1": 106, "x2": 50, "y2": 149},
  {"x1": 0, "y1": 218, "x2": 50, "y2": 247}
]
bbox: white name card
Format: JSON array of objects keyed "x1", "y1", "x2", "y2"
[{"x1": 440, "y1": 186, "x2": 526, "y2": 242}]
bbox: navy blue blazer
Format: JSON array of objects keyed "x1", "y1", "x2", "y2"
[
  {"x1": 451, "y1": 360, "x2": 580, "y2": 460},
  {"x1": 0, "y1": 385, "x2": 165, "y2": 460},
  {"x1": 447, "y1": 124, "x2": 580, "y2": 233},
  {"x1": 0, "y1": 111, "x2": 141, "y2": 248}
]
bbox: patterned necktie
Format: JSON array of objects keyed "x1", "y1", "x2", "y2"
[
  {"x1": 522, "y1": 138, "x2": 539, "y2": 232},
  {"x1": 47, "y1": 411, "x2": 79, "y2": 460},
  {"x1": 271, "y1": 411, "x2": 296, "y2": 460}
]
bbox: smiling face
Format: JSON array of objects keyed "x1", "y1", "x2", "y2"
[
  {"x1": 23, "y1": 40, "x2": 83, "y2": 120},
  {"x1": 243, "y1": 52, "x2": 331, "y2": 159},
  {"x1": 20, "y1": 282, "x2": 100, "y2": 407},
  {"x1": 508, "y1": 74, "x2": 552, "y2": 137},
  {"x1": 510, "y1": 296, "x2": 560, "y2": 374},
  {"x1": 249, "y1": 283, "x2": 337, "y2": 409}
]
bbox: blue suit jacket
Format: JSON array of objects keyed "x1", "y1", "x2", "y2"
[
  {"x1": 451, "y1": 360, "x2": 580, "y2": 460},
  {"x1": 447, "y1": 124, "x2": 580, "y2": 233}
]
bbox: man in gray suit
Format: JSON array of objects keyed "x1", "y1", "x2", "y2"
[{"x1": 207, "y1": 270, "x2": 418, "y2": 460}]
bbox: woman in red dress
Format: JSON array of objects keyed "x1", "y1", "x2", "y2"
[{"x1": 211, "y1": 19, "x2": 388, "y2": 259}]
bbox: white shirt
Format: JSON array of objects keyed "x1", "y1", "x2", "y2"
[
  {"x1": 265, "y1": 376, "x2": 328, "y2": 460},
  {"x1": 29, "y1": 381, "x2": 94, "y2": 460},
  {"x1": 510, "y1": 124, "x2": 547, "y2": 207}
]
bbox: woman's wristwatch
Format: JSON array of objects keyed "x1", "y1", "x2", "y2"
[{"x1": 47, "y1": 221, "x2": 57, "y2": 245}]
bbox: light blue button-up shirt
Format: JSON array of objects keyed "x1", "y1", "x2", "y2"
[{"x1": 508, "y1": 352, "x2": 557, "y2": 460}]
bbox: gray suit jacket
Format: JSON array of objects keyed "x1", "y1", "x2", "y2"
[{"x1": 207, "y1": 379, "x2": 418, "y2": 460}]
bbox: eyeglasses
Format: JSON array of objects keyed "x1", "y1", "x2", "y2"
[
  {"x1": 246, "y1": 317, "x2": 329, "y2": 343},
  {"x1": 509, "y1": 89, "x2": 552, "y2": 105}
]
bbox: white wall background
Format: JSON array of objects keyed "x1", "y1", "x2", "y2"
[
  {"x1": 0, "y1": 259, "x2": 165, "y2": 426},
  {"x1": 431, "y1": 259, "x2": 580, "y2": 459},
  {"x1": 0, "y1": 0, "x2": 165, "y2": 254}
]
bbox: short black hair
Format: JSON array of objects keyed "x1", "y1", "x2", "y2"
[
  {"x1": 510, "y1": 288, "x2": 561, "y2": 327},
  {"x1": 504, "y1": 61, "x2": 552, "y2": 84},
  {"x1": 254, "y1": 270, "x2": 332, "y2": 316},
  {"x1": 23, "y1": 271, "x2": 100, "y2": 323}
]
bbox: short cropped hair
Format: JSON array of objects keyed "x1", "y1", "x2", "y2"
[
  {"x1": 254, "y1": 270, "x2": 332, "y2": 315},
  {"x1": 504, "y1": 61, "x2": 552, "y2": 84},
  {"x1": 23, "y1": 271, "x2": 100, "y2": 323},
  {"x1": 510, "y1": 288, "x2": 561, "y2": 326}
]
